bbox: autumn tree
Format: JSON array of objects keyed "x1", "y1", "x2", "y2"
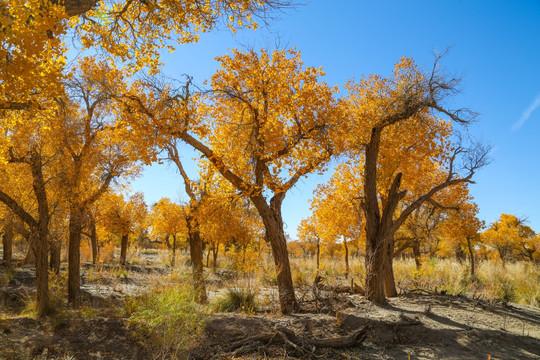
[
  {"x1": 0, "y1": 1, "x2": 67, "y2": 111},
  {"x1": 99, "y1": 192, "x2": 147, "y2": 265},
  {"x1": 297, "y1": 218, "x2": 322, "y2": 271},
  {"x1": 148, "y1": 197, "x2": 186, "y2": 267},
  {"x1": 482, "y1": 214, "x2": 535, "y2": 264},
  {"x1": 53, "y1": 57, "x2": 139, "y2": 305},
  {"x1": 0, "y1": 208, "x2": 15, "y2": 268},
  {"x1": 123, "y1": 48, "x2": 341, "y2": 314},
  {"x1": 440, "y1": 200, "x2": 483, "y2": 277},
  {"x1": 196, "y1": 179, "x2": 262, "y2": 270},
  {"x1": 342, "y1": 56, "x2": 490, "y2": 303},
  {"x1": 394, "y1": 183, "x2": 468, "y2": 268},
  {"x1": 163, "y1": 141, "x2": 214, "y2": 302},
  {"x1": 305, "y1": 162, "x2": 364, "y2": 276},
  {"x1": 2, "y1": 0, "x2": 292, "y2": 105},
  {"x1": 0, "y1": 118, "x2": 59, "y2": 317}
]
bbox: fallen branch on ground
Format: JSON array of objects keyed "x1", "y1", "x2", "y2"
[{"x1": 222, "y1": 323, "x2": 370, "y2": 358}]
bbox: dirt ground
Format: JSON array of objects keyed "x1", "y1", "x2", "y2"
[{"x1": 0, "y1": 265, "x2": 539, "y2": 360}]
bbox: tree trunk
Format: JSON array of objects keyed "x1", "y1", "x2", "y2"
[
  {"x1": 212, "y1": 244, "x2": 219, "y2": 269},
  {"x1": 23, "y1": 239, "x2": 36, "y2": 266},
  {"x1": 0, "y1": 151, "x2": 50, "y2": 316},
  {"x1": 68, "y1": 206, "x2": 83, "y2": 306},
  {"x1": 171, "y1": 234, "x2": 176, "y2": 268},
  {"x1": 252, "y1": 194, "x2": 298, "y2": 314},
  {"x1": 316, "y1": 238, "x2": 320, "y2": 272},
  {"x1": 466, "y1": 236, "x2": 475, "y2": 278},
  {"x1": 120, "y1": 234, "x2": 129, "y2": 265},
  {"x1": 383, "y1": 238, "x2": 397, "y2": 297},
  {"x1": 205, "y1": 244, "x2": 211, "y2": 268},
  {"x1": 3, "y1": 222, "x2": 13, "y2": 268},
  {"x1": 188, "y1": 228, "x2": 207, "y2": 303},
  {"x1": 363, "y1": 127, "x2": 387, "y2": 304},
  {"x1": 30, "y1": 153, "x2": 51, "y2": 318},
  {"x1": 412, "y1": 241, "x2": 422, "y2": 269},
  {"x1": 365, "y1": 233, "x2": 387, "y2": 303},
  {"x1": 343, "y1": 238, "x2": 350, "y2": 278},
  {"x1": 62, "y1": 0, "x2": 99, "y2": 17},
  {"x1": 49, "y1": 240, "x2": 61, "y2": 275},
  {"x1": 89, "y1": 215, "x2": 98, "y2": 264}
]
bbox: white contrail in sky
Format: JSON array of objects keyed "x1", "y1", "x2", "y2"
[{"x1": 513, "y1": 93, "x2": 540, "y2": 131}]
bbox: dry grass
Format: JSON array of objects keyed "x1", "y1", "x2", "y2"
[{"x1": 205, "y1": 251, "x2": 539, "y2": 307}]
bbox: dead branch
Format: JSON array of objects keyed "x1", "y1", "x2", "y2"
[
  {"x1": 223, "y1": 323, "x2": 371, "y2": 357},
  {"x1": 310, "y1": 323, "x2": 370, "y2": 348}
]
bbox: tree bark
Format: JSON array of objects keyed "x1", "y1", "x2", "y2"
[
  {"x1": 3, "y1": 222, "x2": 13, "y2": 268},
  {"x1": 49, "y1": 240, "x2": 61, "y2": 275},
  {"x1": 316, "y1": 238, "x2": 320, "y2": 272},
  {"x1": 412, "y1": 242, "x2": 422, "y2": 269},
  {"x1": 120, "y1": 233, "x2": 129, "y2": 265},
  {"x1": 466, "y1": 236, "x2": 475, "y2": 278},
  {"x1": 171, "y1": 234, "x2": 176, "y2": 268},
  {"x1": 61, "y1": 0, "x2": 99, "y2": 17},
  {"x1": 23, "y1": 239, "x2": 36, "y2": 266},
  {"x1": 68, "y1": 205, "x2": 83, "y2": 305},
  {"x1": 383, "y1": 237, "x2": 397, "y2": 297},
  {"x1": 187, "y1": 227, "x2": 207, "y2": 303},
  {"x1": 0, "y1": 151, "x2": 51, "y2": 316},
  {"x1": 343, "y1": 238, "x2": 350, "y2": 278},
  {"x1": 363, "y1": 127, "x2": 388, "y2": 304},
  {"x1": 212, "y1": 244, "x2": 219, "y2": 269},
  {"x1": 365, "y1": 235, "x2": 387, "y2": 303},
  {"x1": 30, "y1": 153, "x2": 51, "y2": 317},
  {"x1": 252, "y1": 194, "x2": 298, "y2": 314},
  {"x1": 89, "y1": 215, "x2": 98, "y2": 264}
]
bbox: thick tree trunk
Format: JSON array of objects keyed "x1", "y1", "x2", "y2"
[
  {"x1": 343, "y1": 239, "x2": 350, "y2": 278},
  {"x1": 363, "y1": 128, "x2": 387, "y2": 304},
  {"x1": 412, "y1": 242, "x2": 422, "y2": 269},
  {"x1": 62, "y1": 0, "x2": 99, "y2": 17},
  {"x1": 171, "y1": 234, "x2": 176, "y2": 268},
  {"x1": 30, "y1": 153, "x2": 51, "y2": 318},
  {"x1": 252, "y1": 195, "x2": 298, "y2": 314},
  {"x1": 3, "y1": 222, "x2": 13, "y2": 268},
  {"x1": 49, "y1": 241, "x2": 61, "y2": 275},
  {"x1": 0, "y1": 151, "x2": 50, "y2": 316},
  {"x1": 35, "y1": 229, "x2": 50, "y2": 317},
  {"x1": 365, "y1": 233, "x2": 387, "y2": 303},
  {"x1": 120, "y1": 234, "x2": 129, "y2": 265},
  {"x1": 383, "y1": 238, "x2": 397, "y2": 297},
  {"x1": 188, "y1": 228, "x2": 207, "y2": 303},
  {"x1": 466, "y1": 236, "x2": 475, "y2": 278},
  {"x1": 68, "y1": 206, "x2": 83, "y2": 305}
]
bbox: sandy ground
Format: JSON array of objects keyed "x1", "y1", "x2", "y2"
[{"x1": 0, "y1": 265, "x2": 538, "y2": 359}]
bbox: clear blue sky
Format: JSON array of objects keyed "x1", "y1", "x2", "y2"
[{"x1": 131, "y1": 0, "x2": 540, "y2": 237}]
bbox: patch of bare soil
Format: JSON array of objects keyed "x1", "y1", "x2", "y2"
[
  {"x1": 193, "y1": 293, "x2": 540, "y2": 359},
  {"x1": 0, "y1": 317, "x2": 148, "y2": 360}
]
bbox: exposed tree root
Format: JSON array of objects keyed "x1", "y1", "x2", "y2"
[{"x1": 220, "y1": 323, "x2": 370, "y2": 358}]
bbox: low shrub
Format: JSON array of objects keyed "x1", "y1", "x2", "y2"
[
  {"x1": 126, "y1": 284, "x2": 207, "y2": 358},
  {"x1": 213, "y1": 287, "x2": 257, "y2": 313}
]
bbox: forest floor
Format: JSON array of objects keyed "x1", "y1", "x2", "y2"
[{"x1": 0, "y1": 262, "x2": 539, "y2": 360}]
